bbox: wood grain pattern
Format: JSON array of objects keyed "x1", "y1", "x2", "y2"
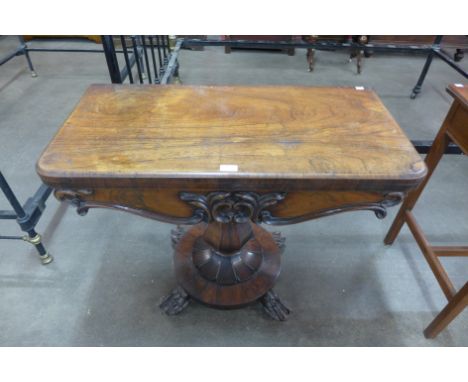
[
  {"x1": 37, "y1": 85, "x2": 426, "y2": 191},
  {"x1": 53, "y1": 187, "x2": 400, "y2": 222},
  {"x1": 36, "y1": 84, "x2": 428, "y2": 317},
  {"x1": 174, "y1": 223, "x2": 281, "y2": 307}
]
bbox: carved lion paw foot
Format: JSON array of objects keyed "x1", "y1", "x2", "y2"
[
  {"x1": 260, "y1": 290, "x2": 290, "y2": 321},
  {"x1": 160, "y1": 286, "x2": 190, "y2": 315}
]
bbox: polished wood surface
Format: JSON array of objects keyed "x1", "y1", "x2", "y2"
[
  {"x1": 37, "y1": 84, "x2": 426, "y2": 319},
  {"x1": 385, "y1": 83, "x2": 468, "y2": 338},
  {"x1": 174, "y1": 223, "x2": 282, "y2": 307},
  {"x1": 37, "y1": 85, "x2": 425, "y2": 191},
  {"x1": 446, "y1": 84, "x2": 468, "y2": 153},
  {"x1": 53, "y1": 187, "x2": 397, "y2": 221}
]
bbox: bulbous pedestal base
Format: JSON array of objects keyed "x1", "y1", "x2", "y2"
[{"x1": 161, "y1": 222, "x2": 289, "y2": 319}]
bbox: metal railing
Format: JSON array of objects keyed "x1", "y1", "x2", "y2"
[{"x1": 101, "y1": 35, "x2": 180, "y2": 84}]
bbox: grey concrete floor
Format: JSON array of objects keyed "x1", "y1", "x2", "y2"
[{"x1": 0, "y1": 36, "x2": 467, "y2": 346}]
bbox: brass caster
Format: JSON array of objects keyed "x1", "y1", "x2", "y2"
[{"x1": 40, "y1": 252, "x2": 53, "y2": 265}]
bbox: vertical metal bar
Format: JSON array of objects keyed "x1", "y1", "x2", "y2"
[
  {"x1": 18, "y1": 36, "x2": 37, "y2": 77},
  {"x1": 101, "y1": 35, "x2": 122, "y2": 83},
  {"x1": 149, "y1": 36, "x2": 160, "y2": 84},
  {"x1": 0, "y1": 172, "x2": 52, "y2": 264},
  {"x1": 120, "y1": 36, "x2": 134, "y2": 84},
  {"x1": 410, "y1": 35, "x2": 443, "y2": 99},
  {"x1": 162, "y1": 35, "x2": 168, "y2": 63},
  {"x1": 141, "y1": 36, "x2": 152, "y2": 84},
  {"x1": 156, "y1": 35, "x2": 164, "y2": 77},
  {"x1": 0, "y1": 172, "x2": 26, "y2": 219},
  {"x1": 131, "y1": 36, "x2": 144, "y2": 84},
  {"x1": 136, "y1": 36, "x2": 146, "y2": 79}
]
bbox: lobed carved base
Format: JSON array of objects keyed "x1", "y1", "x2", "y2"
[
  {"x1": 163, "y1": 225, "x2": 289, "y2": 319},
  {"x1": 161, "y1": 222, "x2": 289, "y2": 318}
]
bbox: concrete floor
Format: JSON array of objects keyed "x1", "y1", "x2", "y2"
[{"x1": 0, "y1": 36, "x2": 467, "y2": 346}]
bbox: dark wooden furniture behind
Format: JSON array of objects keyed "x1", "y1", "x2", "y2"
[
  {"x1": 37, "y1": 85, "x2": 426, "y2": 320},
  {"x1": 303, "y1": 35, "x2": 369, "y2": 74},
  {"x1": 223, "y1": 35, "x2": 295, "y2": 55},
  {"x1": 385, "y1": 84, "x2": 468, "y2": 338}
]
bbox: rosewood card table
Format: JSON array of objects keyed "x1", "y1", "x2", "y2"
[{"x1": 37, "y1": 85, "x2": 426, "y2": 320}]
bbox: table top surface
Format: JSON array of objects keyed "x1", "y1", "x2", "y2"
[{"x1": 37, "y1": 85, "x2": 426, "y2": 189}]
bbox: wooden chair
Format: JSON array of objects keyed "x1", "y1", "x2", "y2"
[{"x1": 384, "y1": 83, "x2": 468, "y2": 338}]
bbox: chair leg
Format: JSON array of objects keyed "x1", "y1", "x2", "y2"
[
  {"x1": 424, "y1": 282, "x2": 468, "y2": 339},
  {"x1": 384, "y1": 130, "x2": 451, "y2": 245}
]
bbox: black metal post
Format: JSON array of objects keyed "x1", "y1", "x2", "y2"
[
  {"x1": 141, "y1": 36, "x2": 152, "y2": 84},
  {"x1": 434, "y1": 49, "x2": 468, "y2": 78},
  {"x1": 131, "y1": 36, "x2": 144, "y2": 84},
  {"x1": 0, "y1": 172, "x2": 53, "y2": 264},
  {"x1": 156, "y1": 36, "x2": 164, "y2": 77},
  {"x1": 102, "y1": 36, "x2": 122, "y2": 84},
  {"x1": 120, "y1": 36, "x2": 134, "y2": 84},
  {"x1": 18, "y1": 36, "x2": 37, "y2": 77},
  {"x1": 149, "y1": 36, "x2": 160, "y2": 84},
  {"x1": 410, "y1": 36, "x2": 443, "y2": 99},
  {"x1": 162, "y1": 35, "x2": 169, "y2": 64},
  {"x1": 0, "y1": 36, "x2": 37, "y2": 77}
]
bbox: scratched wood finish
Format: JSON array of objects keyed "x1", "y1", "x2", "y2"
[{"x1": 37, "y1": 85, "x2": 425, "y2": 191}]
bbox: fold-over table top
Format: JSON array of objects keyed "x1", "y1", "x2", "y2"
[{"x1": 37, "y1": 85, "x2": 426, "y2": 190}]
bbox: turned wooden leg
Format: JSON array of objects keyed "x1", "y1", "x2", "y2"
[
  {"x1": 384, "y1": 131, "x2": 451, "y2": 245},
  {"x1": 307, "y1": 48, "x2": 315, "y2": 72}
]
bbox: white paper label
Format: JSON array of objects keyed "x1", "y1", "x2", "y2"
[
  {"x1": 219, "y1": 164, "x2": 238, "y2": 172},
  {"x1": 355, "y1": 86, "x2": 365, "y2": 91}
]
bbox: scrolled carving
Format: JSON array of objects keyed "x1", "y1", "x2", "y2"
[
  {"x1": 374, "y1": 192, "x2": 405, "y2": 219},
  {"x1": 260, "y1": 192, "x2": 405, "y2": 225},
  {"x1": 180, "y1": 191, "x2": 286, "y2": 223},
  {"x1": 54, "y1": 189, "x2": 93, "y2": 216},
  {"x1": 54, "y1": 188, "x2": 205, "y2": 225}
]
